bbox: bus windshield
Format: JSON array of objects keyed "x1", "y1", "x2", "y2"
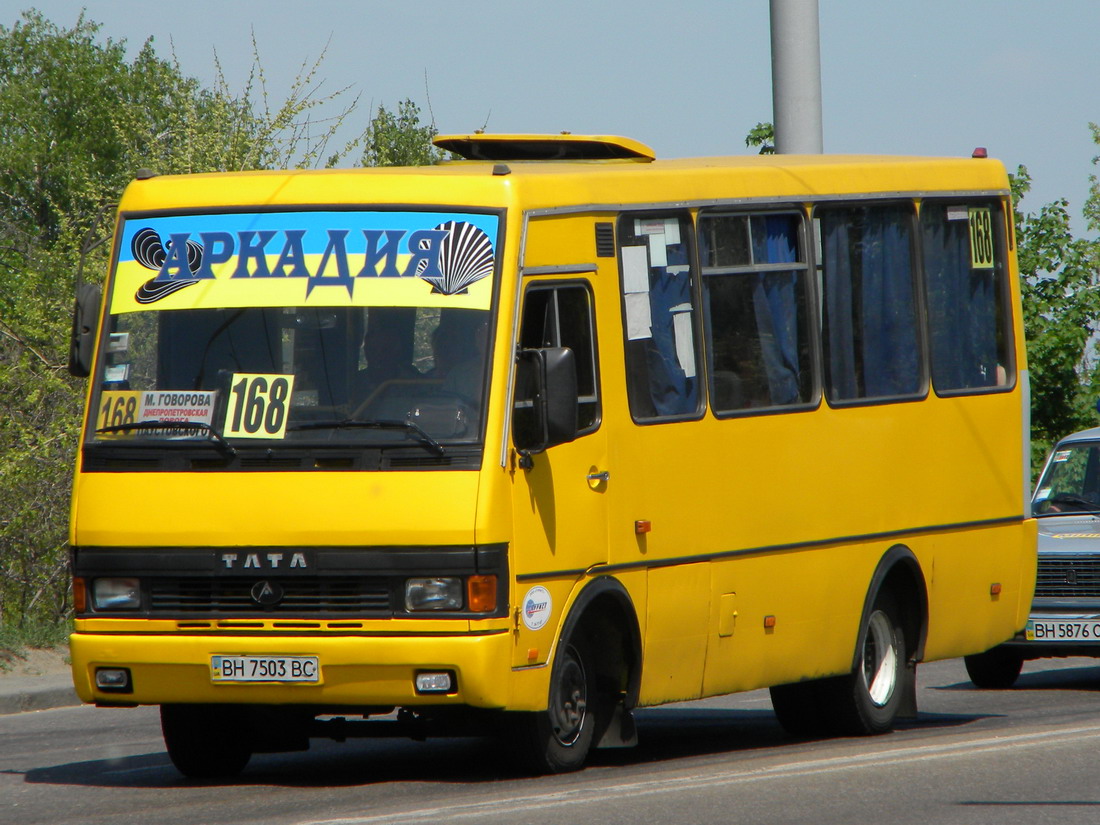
[{"x1": 88, "y1": 208, "x2": 498, "y2": 450}]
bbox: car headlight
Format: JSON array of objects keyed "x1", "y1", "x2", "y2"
[
  {"x1": 405, "y1": 577, "x2": 463, "y2": 611},
  {"x1": 92, "y1": 577, "x2": 141, "y2": 610}
]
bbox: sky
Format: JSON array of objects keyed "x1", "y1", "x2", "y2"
[{"x1": 9, "y1": 1, "x2": 1100, "y2": 234}]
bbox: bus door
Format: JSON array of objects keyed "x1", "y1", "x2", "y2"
[{"x1": 509, "y1": 280, "x2": 608, "y2": 668}]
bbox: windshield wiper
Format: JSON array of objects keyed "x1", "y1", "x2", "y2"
[
  {"x1": 288, "y1": 418, "x2": 446, "y2": 457},
  {"x1": 95, "y1": 420, "x2": 237, "y2": 457}
]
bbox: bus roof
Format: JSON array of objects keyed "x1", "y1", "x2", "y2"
[{"x1": 117, "y1": 135, "x2": 1011, "y2": 214}]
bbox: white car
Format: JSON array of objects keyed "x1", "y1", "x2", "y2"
[{"x1": 965, "y1": 426, "x2": 1100, "y2": 688}]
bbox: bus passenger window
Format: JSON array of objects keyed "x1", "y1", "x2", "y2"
[
  {"x1": 920, "y1": 201, "x2": 1012, "y2": 392},
  {"x1": 698, "y1": 213, "x2": 812, "y2": 412},
  {"x1": 817, "y1": 204, "x2": 921, "y2": 402},
  {"x1": 617, "y1": 213, "x2": 702, "y2": 421}
]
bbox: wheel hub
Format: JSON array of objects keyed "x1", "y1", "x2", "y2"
[
  {"x1": 550, "y1": 649, "x2": 587, "y2": 746},
  {"x1": 862, "y1": 609, "x2": 898, "y2": 707}
]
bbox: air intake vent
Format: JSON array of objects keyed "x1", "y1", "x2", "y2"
[
  {"x1": 149, "y1": 577, "x2": 392, "y2": 614},
  {"x1": 595, "y1": 223, "x2": 615, "y2": 257},
  {"x1": 238, "y1": 457, "x2": 307, "y2": 469},
  {"x1": 84, "y1": 456, "x2": 162, "y2": 471},
  {"x1": 386, "y1": 453, "x2": 478, "y2": 469}
]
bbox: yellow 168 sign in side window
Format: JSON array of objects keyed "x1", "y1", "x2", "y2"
[{"x1": 968, "y1": 207, "x2": 995, "y2": 269}]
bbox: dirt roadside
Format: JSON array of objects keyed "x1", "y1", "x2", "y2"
[{"x1": 0, "y1": 646, "x2": 71, "y2": 679}]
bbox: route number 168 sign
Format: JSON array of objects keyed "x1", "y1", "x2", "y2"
[{"x1": 223, "y1": 373, "x2": 296, "y2": 439}]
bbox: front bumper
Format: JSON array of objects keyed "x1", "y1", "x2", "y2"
[{"x1": 70, "y1": 630, "x2": 515, "y2": 708}]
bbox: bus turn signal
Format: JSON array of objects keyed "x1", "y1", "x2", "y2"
[{"x1": 467, "y1": 575, "x2": 497, "y2": 613}]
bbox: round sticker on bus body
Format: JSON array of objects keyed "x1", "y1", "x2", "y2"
[{"x1": 521, "y1": 586, "x2": 553, "y2": 631}]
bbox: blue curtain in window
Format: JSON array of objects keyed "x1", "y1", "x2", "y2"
[
  {"x1": 861, "y1": 212, "x2": 917, "y2": 396},
  {"x1": 823, "y1": 208, "x2": 918, "y2": 399},
  {"x1": 751, "y1": 217, "x2": 801, "y2": 404}
]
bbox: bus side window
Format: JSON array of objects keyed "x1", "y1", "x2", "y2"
[
  {"x1": 920, "y1": 200, "x2": 1012, "y2": 392},
  {"x1": 817, "y1": 204, "x2": 922, "y2": 402},
  {"x1": 617, "y1": 213, "x2": 702, "y2": 421},
  {"x1": 514, "y1": 282, "x2": 600, "y2": 442},
  {"x1": 698, "y1": 212, "x2": 812, "y2": 412}
]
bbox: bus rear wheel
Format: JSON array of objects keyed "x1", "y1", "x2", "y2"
[
  {"x1": 512, "y1": 641, "x2": 596, "y2": 774},
  {"x1": 161, "y1": 704, "x2": 253, "y2": 779},
  {"x1": 770, "y1": 589, "x2": 907, "y2": 738},
  {"x1": 836, "y1": 589, "x2": 906, "y2": 735}
]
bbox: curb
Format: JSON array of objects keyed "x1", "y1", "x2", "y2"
[{"x1": 0, "y1": 676, "x2": 81, "y2": 716}]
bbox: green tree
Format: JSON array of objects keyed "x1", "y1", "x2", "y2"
[
  {"x1": 0, "y1": 10, "x2": 395, "y2": 631},
  {"x1": 1012, "y1": 156, "x2": 1100, "y2": 468},
  {"x1": 745, "y1": 121, "x2": 776, "y2": 155},
  {"x1": 360, "y1": 98, "x2": 443, "y2": 167}
]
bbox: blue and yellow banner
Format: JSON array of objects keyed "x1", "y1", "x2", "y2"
[{"x1": 110, "y1": 210, "x2": 499, "y2": 313}]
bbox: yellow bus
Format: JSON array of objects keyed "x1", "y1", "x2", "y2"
[{"x1": 68, "y1": 134, "x2": 1036, "y2": 778}]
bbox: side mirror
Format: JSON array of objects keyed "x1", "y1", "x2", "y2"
[
  {"x1": 513, "y1": 346, "x2": 579, "y2": 455},
  {"x1": 68, "y1": 282, "x2": 102, "y2": 378}
]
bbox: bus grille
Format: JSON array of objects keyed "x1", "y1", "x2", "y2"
[
  {"x1": 148, "y1": 577, "x2": 393, "y2": 614},
  {"x1": 1035, "y1": 556, "x2": 1100, "y2": 599}
]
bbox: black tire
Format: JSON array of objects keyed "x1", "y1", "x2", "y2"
[
  {"x1": 772, "y1": 590, "x2": 907, "y2": 738},
  {"x1": 964, "y1": 648, "x2": 1023, "y2": 689},
  {"x1": 833, "y1": 589, "x2": 906, "y2": 735},
  {"x1": 512, "y1": 642, "x2": 596, "y2": 774},
  {"x1": 161, "y1": 704, "x2": 252, "y2": 779}
]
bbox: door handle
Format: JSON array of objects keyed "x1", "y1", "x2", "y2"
[{"x1": 586, "y1": 470, "x2": 610, "y2": 483}]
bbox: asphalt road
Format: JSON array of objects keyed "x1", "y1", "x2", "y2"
[{"x1": 4, "y1": 657, "x2": 1100, "y2": 825}]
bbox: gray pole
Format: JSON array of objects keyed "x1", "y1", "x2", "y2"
[{"x1": 770, "y1": 0, "x2": 823, "y2": 154}]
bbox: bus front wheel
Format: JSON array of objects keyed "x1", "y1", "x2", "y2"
[
  {"x1": 512, "y1": 641, "x2": 596, "y2": 774},
  {"x1": 161, "y1": 704, "x2": 253, "y2": 779}
]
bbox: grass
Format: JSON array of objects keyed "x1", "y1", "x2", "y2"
[{"x1": 0, "y1": 618, "x2": 71, "y2": 672}]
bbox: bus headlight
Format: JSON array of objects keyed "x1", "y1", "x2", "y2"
[
  {"x1": 92, "y1": 577, "x2": 141, "y2": 610},
  {"x1": 405, "y1": 577, "x2": 463, "y2": 611}
]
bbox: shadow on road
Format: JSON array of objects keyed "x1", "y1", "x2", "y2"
[
  {"x1": 16, "y1": 704, "x2": 991, "y2": 790},
  {"x1": 932, "y1": 662, "x2": 1100, "y2": 693}
]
